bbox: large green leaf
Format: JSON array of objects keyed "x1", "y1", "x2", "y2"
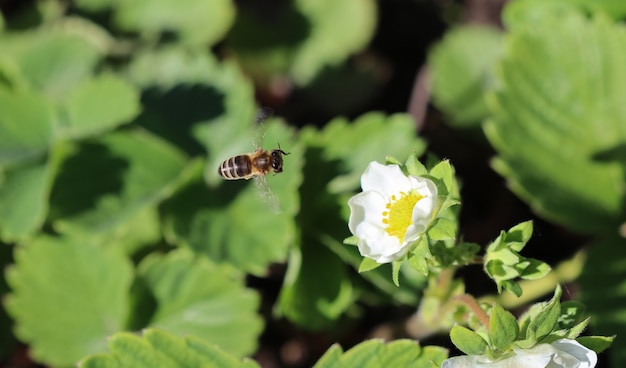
[
  {"x1": 484, "y1": 9, "x2": 626, "y2": 233},
  {"x1": 428, "y1": 25, "x2": 503, "y2": 127},
  {"x1": 579, "y1": 237, "x2": 626, "y2": 367},
  {"x1": 113, "y1": 0, "x2": 235, "y2": 46},
  {"x1": 0, "y1": 31, "x2": 101, "y2": 98},
  {"x1": 126, "y1": 47, "x2": 257, "y2": 167},
  {"x1": 4, "y1": 236, "x2": 133, "y2": 366},
  {"x1": 61, "y1": 74, "x2": 141, "y2": 139},
  {"x1": 163, "y1": 119, "x2": 303, "y2": 275},
  {"x1": 79, "y1": 329, "x2": 260, "y2": 368},
  {"x1": 276, "y1": 240, "x2": 355, "y2": 330},
  {"x1": 313, "y1": 339, "x2": 448, "y2": 368},
  {"x1": 0, "y1": 148, "x2": 62, "y2": 242},
  {"x1": 227, "y1": 0, "x2": 377, "y2": 85},
  {"x1": 139, "y1": 250, "x2": 263, "y2": 357},
  {"x1": 309, "y1": 112, "x2": 427, "y2": 194},
  {"x1": 0, "y1": 87, "x2": 56, "y2": 166},
  {"x1": 50, "y1": 130, "x2": 188, "y2": 246},
  {"x1": 504, "y1": 0, "x2": 626, "y2": 27}
]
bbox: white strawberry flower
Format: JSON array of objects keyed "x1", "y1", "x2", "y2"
[
  {"x1": 442, "y1": 339, "x2": 597, "y2": 368},
  {"x1": 348, "y1": 161, "x2": 438, "y2": 263}
]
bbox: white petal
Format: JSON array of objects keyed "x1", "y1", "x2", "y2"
[
  {"x1": 441, "y1": 355, "x2": 482, "y2": 368},
  {"x1": 361, "y1": 162, "x2": 412, "y2": 196},
  {"x1": 348, "y1": 191, "x2": 386, "y2": 240},
  {"x1": 549, "y1": 339, "x2": 597, "y2": 368},
  {"x1": 405, "y1": 179, "x2": 437, "y2": 241},
  {"x1": 358, "y1": 234, "x2": 406, "y2": 263}
]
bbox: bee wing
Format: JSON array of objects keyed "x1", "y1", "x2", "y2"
[
  {"x1": 252, "y1": 107, "x2": 274, "y2": 150},
  {"x1": 253, "y1": 175, "x2": 281, "y2": 214}
]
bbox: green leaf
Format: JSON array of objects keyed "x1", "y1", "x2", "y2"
[
  {"x1": 488, "y1": 305, "x2": 519, "y2": 351},
  {"x1": 427, "y1": 160, "x2": 455, "y2": 197},
  {"x1": 404, "y1": 154, "x2": 428, "y2": 177},
  {"x1": 62, "y1": 74, "x2": 141, "y2": 139},
  {"x1": 577, "y1": 335, "x2": 615, "y2": 354},
  {"x1": 164, "y1": 120, "x2": 302, "y2": 275},
  {"x1": 51, "y1": 130, "x2": 187, "y2": 244},
  {"x1": 518, "y1": 258, "x2": 551, "y2": 280},
  {"x1": 391, "y1": 260, "x2": 402, "y2": 287},
  {"x1": 502, "y1": 220, "x2": 533, "y2": 252},
  {"x1": 138, "y1": 250, "x2": 263, "y2": 356},
  {"x1": 313, "y1": 339, "x2": 447, "y2": 368},
  {"x1": 0, "y1": 31, "x2": 101, "y2": 97},
  {"x1": 0, "y1": 160, "x2": 50, "y2": 241},
  {"x1": 484, "y1": 10, "x2": 626, "y2": 233},
  {"x1": 358, "y1": 257, "x2": 381, "y2": 273},
  {"x1": 579, "y1": 237, "x2": 626, "y2": 366},
  {"x1": 408, "y1": 237, "x2": 431, "y2": 276},
  {"x1": 228, "y1": 0, "x2": 377, "y2": 86},
  {"x1": 526, "y1": 289, "x2": 561, "y2": 341},
  {"x1": 276, "y1": 242, "x2": 355, "y2": 330},
  {"x1": 450, "y1": 325, "x2": 488, "y2": 355},
  {"x1": 504, "y1": 0, "x2": 626, "y2": 28},
  {"x1": 5, "y1": 236, "x2": 133, "y2": 366},
  {"x1": 114, "y1": 0, "x2": 235, "y2": 46},
  {"x1": 429, "y1": 25, "x2": 503, "y2": 127},
  {"x1": 427, "y1": 217, "x2": 457, "y2": 241},
  {"x1": 79, "y1": 329, "x2": 260, "y2": 368},
  {"x1": 0, "y1": 87, "x2": 56, "y2": 166},
  {"x1": 314, "y1": 112, "x2": 426, "y2": 194},
  {"x1": 125, "y1": 48, "x2": 258, "y2": 177}
]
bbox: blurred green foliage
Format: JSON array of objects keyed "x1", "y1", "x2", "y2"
[
  {"x1": 0, "y1": 0, "x2": 625, "y2": 366},
  {"x1": 0, "y1": 0, "x2": 436, "y2": 366},
  {"x1": 428, "y1": 1, "x2": 626, "y2": 366}
]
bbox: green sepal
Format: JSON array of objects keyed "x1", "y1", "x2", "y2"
[
  {"x1": 450, "y1": 325, "x2": 488, "y2": 355},
  {"x1": 577, "y1": 335, "x2": 615, "y2": 354},
  {"x1": 343, "y1": 236, "x2": 359, "y2": 246},
  {"x1": 488, "y1": 305, "x2": 519, "y2": 351},
  {"x1": 358, "y1": 257, "x2": 381, "y2": 273},
  {"x1": 407, "y1": 237, "x2": 431, "y2": 276},
  {"x1": 404, "y1": 154, "x2": 428, "y2": 177},
  {"x1": 427, "y1": 217, "x2": 457, "y2": 241},
  {"x1": 391, "y1": 260, "x2": 402, "y2": 287},
  {"x1": 526, "y1": 287, "x2": 562, "y2": 341}
]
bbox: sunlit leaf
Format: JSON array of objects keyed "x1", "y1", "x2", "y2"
[
  {"x1": 504, "y1": 0, "x2": 626, "y2": 28},
  {"x1": 311, "y1": 112, "x2": 426, "y2": 194},
  {"x1": 114, "y1": 0, "x2": 235, "y2": 46},
  {"x1": 0, "y1": 31, "x2": 101, "y2": 97},
  {"x1": 79, "y1": 329, "x2": 260, "y2": 368},
  {"x1": 276, "y1": 243, "x2": 355, "y2": 330},
  {"x1": 0, "y1": 145, "x2": 64, "y2": 241},
  {"x1": 0, "y1": 87, "x2": 56, "y2": 166},
  {"x1": 227, "y1": 0, "x2": 377, "y2": 85},
  {"x1": 61, "y1": 74, "x2": 141, "y2": 139},
  {"x1": 313, "y1": 339, "x2": 447, "y2": 368},
  {"x1": 5, "y1": 236, "x2": 133, "y2": 366},
  {"x1": 429, "y1": 25, "x2": 503, "y2": 127},
  {"x1": 50, "y1": 130, "x2": 188, "y2": 246},
  {"x1": 138, "y1": 250, "x2": 263, "y2": 356},
  {"x1": 450, "y1": 325, "x2": 487, "y2": 355},
  {"x1": 484, "y1": 9, "x2": 626, "y2": 233},
  {"x1": 126, "y1": 47, "x2": 257, "y2": 171}
]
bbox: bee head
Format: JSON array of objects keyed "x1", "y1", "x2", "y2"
[{"x1": 271, "y1": 146, "x2": 290, "y2": 173}]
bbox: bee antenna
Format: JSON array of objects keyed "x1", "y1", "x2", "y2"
[{"x1": 277, "y1": 142, "x2": 290, "y2": 155}]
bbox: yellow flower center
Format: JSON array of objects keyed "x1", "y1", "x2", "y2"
[{"x1": 382, "y1": 191, "x2": 423, "y2": 241}]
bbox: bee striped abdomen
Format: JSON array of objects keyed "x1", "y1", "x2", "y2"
[{"x1": 218, "y1": 155, "x2": 253, "y2": 180}]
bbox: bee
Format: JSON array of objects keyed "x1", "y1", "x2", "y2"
[{"x1": 218, "y1": 146, "x2": 290, "y2": 180}]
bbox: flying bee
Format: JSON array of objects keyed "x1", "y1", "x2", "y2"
[{"x1": 218, "y1": 146, "x2": 290, "y2": 180}]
